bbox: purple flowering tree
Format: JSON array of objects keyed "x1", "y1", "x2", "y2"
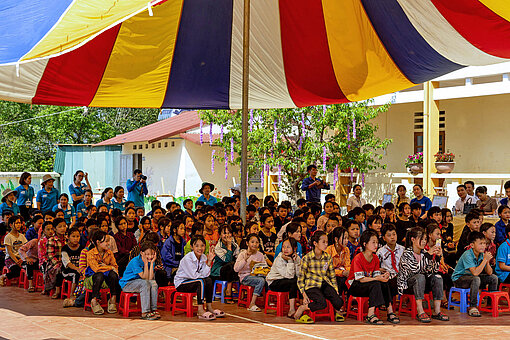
[{"x1": 200, "y1": 102, "x2": 391, "y2": 201}]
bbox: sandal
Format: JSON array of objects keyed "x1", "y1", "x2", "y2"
[
  {"x1": 91, "y1": 302, "x2": 104, "y2": 315},
  {"x1": 295, "y1": 315, "x2": 314, "y2": 324},
  {"x1": 365, "y1": 314, "x2": 383, "y2": 325},
  {"x1": 107, "y1": 300, "x2": 117, "y2": 314},
  {"x1": 51, "y1": 291, "x2": 60, "y2": 299},
  {"x1": 247, "y1": 305, "x2": 261, "y2": 312},
  {"x1": 431, "y1": 312, "x2": 449, "y2": 321},
  {"x1": 63, "y1": 298, "x2": 75, "y2": 308},
  {"x1": 468, "y1": 307, "x2": 481, "y2": 317},
  {"x1": 335, "y1": 312, "x2": 345, "y2": 322},
  {"x1": 416, "y1": 312, "x2": 431, "y2": 323},
  {"x1": 198, "y1": 311, "x2": 216, "y2": 320},
  {"x1": 287, "y1": 312, "x2": 296, "y2": 319},
  {"x1": 213, "y1": 309, "x2": 225, "y2": 318},
  {"x1": 27, "y1": 286, "x2": 35, "y2": 293},
  {"x1": 152, "y1": 311, "x2": 161, "y2": 319},
  {"x1": 387, "y1": 312, "x2": 400, "y2": 324},
  {"x1": 140, "y1": 312, "x2": 158, "y2": 320}
]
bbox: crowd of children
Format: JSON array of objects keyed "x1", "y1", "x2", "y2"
[{"x1": 2, "y1": 170, "x2": 510, "y2": 325}]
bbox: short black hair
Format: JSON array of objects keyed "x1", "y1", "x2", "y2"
[
  {"x1": 351, "y1": 207, "x2": 365, "y2": 217},
  {"x1": 465, "y1": 211, "x2": 480, "y2": 224},
  {"x1": 367, "y1": 215, "x2": 382, "y2": 226},
  {"x1": 464, "y1": 181, "x2": 475, "y2": 188},
  {"x1": 457, "y1": 184, "x2": 467, "y2": 190},
  {"x1": 427, "y1": 206, "x2": 441, "y2": 218},
  {"x1": 362, "y1": 204, "x2": 375, "y2": 212},
  {"x1": 307, "y1": 165, "x2": 317, "y2": 172},
  {"x1": 1, "y1": 209, "x2": 13, "y2": 218},
  {"x1": 359, "y1": 230, "x2": 378, "y2": 250},
  {"x1": 183, "y1": 199, "x2": 193, "y2": 206},
  {"x1": 133, "y1": 169, "x2": 142, "y2": 175},
  {"x1": 468, "y1": 231, "x2": 485, "y2": 244},
  {"x1": 410, "y1": 202, "x2": 422, "y2": 211},
  {"x1": 140, "y1": 241, "x2": 157, "y2": 252},
  {"x1": 297, "y1": 198, "x2": 307, "y2": 206},
  {"x1": 325, "y1": 194, "x2": 336, "y2": 202},
  {"x1": 498, "y1": 205, "x2": 510, "y2": 216},
  {"x1": 381, "y1": 223, "x2": 396, "y2": 236},
  {"x1": 247, "y1": 204, "x2": 256, "y2": 212},
  {"x1": 505, "y1": 180, "x2": 510, "y2": 190}
]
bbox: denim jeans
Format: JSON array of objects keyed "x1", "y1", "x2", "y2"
[
  {"x1": 122, "y1": 279, "x2": 158, "y2": 313},
  {"x1": 242, "y1": 276, "x2": 266, "y2": 296},
  {"x1": 407, "y1": 273, "x2": 444, "y2": 301},
  {"x1": 453, "y1": 274, "x2": 498, "y2": 307}
]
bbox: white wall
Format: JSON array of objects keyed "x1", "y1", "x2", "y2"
[{"x1": 121, "y1": 138, "x2": 241, "y2": 199}]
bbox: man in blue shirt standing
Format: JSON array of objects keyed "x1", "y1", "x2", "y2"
[
  {"x1": 196, "y1": 182, "x2": 217, "y2": 206},
  {"x1": 127, "y1": 169, "x2": 148, "y2": 208},
  {"x1": 300, "y1": 165, "x2": 330, "y2": 203}
]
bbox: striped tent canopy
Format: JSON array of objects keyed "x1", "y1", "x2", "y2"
[{"x1": 1, "y1": 0, "x2": 510, "y2": 109}]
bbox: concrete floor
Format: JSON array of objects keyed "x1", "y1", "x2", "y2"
[{"x1": 1, "y1": 285, "x2": 510, "y2": 339}]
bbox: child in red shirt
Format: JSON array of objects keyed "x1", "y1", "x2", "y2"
[{"x1": 348, "y1": 230, "x2": 399, "y2": 325}]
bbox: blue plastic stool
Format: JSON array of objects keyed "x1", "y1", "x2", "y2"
[
  {"x1": 448, "y1": 287, "x2": 479, "y2": 313},
  {"x1": 213, "y1": 280, "x2": 240, "y2": 303}
]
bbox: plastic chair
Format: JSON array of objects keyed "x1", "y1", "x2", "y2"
[
  {"x1": 172, "y1": 292, "x2": 197, "y2": 317},
  {"x1": 61, "y1": 280, "x2": 73, "y2": 299},
  {"x1": 478, "y1": 291, "x2": 510, "y2": 317},
  {"x1": 213, "y1": 280, "x2": 240, "y2": 303},
  {"x1": 84, "y1": 288, "x2": 110, "y2": 311},
  {"x1": 33, "y1": 271, "x2": 44, "y2": 292},
  {"x1": 499, "y1": 283, "x2": 510, "y2": 292},
  {"x1": 398, "y1": 292, "x2": 433, "y2": 318},
  {"x1": 18, "y1": 268, "x2": 26, "y2": 288},
  {"x1": 2, "y1": 267, "x2": 19, "y2": 286},
  {"x1": 346, "y1": 296, "x2": 380, "y2": 321},
  {"x1": 264, "y1": 291, "x2": 289, "y2": 316},
  {"x1": 448, "y1": 287, "x2": 479, "y2": 313},
  {"x1": 238, "y1": 285, "x2": 265, "y2": 308},
  {"x1": 119, "y1": 292, "x2": 142, "y2": 317},
  {"x1": 158, "y1": 285, "x2": 176, "y2": 311},
  {"x1": 305, "y1": 300, "x2": 335, "y2": 322}
]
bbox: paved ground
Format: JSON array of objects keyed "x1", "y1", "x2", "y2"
[{"x1": 1, "y1": 285, "x2": 510, "y2": 339}]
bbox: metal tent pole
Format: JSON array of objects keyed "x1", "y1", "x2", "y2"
[{"x1": 240, "y1": 0, "x2": 250, "y2": 223}]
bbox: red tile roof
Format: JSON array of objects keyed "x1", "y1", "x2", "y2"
[
  {"x1": 95, "y1": 111, "x2": 200, "y2": 146},
  {"x1": 179, "y1": 133, "x2": 220, "y2": 145}
]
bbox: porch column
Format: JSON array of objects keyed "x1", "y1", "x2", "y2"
[{"x1": 423, "y1": 81, "x2": 440, "y2": 196}]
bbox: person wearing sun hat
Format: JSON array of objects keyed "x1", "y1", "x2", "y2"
[
  {"x1": 36, "y1": 174, "x2": 60, "y2": 213},
  {"x1": 196, "y1": 182, "x2": 217, "y2": 207},
  {"x1": 0, "y1": 188, "x2": 20, "y2": 221}
]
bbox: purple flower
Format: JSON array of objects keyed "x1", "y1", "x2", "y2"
[
  {"x1": 323, "y1": 105, "x2": 326, "y2": 116},
  {"x1": 362, "y1": 173, "x2": 365, "y2": 187},
  {"x1": 353, "y1": 118, "x2": 356, "y2": 140},
  {"x1": 322, "y1": 146, "x2": 327, "y2": 172},
  {"x1": 220, "y1": 124, "x2": 224, "y2": 143},
  {"x1": 261, "y1": 171, "x2": 264, "y2": 187},
  {"x1": 334, "y1": 164, "x2": 339, "y2": 190},
  {"x1": 350, "y1": 165, "x2": 354, "y2": 182},
  {"x1": 224, "y1": 151, "x2": 228, "y2": 180},
  {"x1": 230, "y1": 137, "x2": 234, "y2": 162},
  {"x1": 209, "y1": 123, "x2": 213, "y2": 146},
  {"x1": 249, "y1": 109, "x2": 254, "y2": 133},
  {"x1": 278, "y1": 164, "x2": 282, "y2": 185},
  {"x1": 211, "y1": 150, "x2": 216, "y2": 174},
  {"x1": 200, "y1": 120, "x2": 203, "y2": 145}
]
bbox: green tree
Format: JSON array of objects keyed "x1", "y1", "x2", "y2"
[
  {"x1": 201, "y1": 102, "x2": 391, "y2": 201},
  {"x1": 0, "y1": 101, "x2": 159, "y2": 172}
]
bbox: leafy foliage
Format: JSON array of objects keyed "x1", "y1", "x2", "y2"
[
  {"x1": 201, "y1": 102, "x2": 391, "y2": 200},
  {"x1": 0, "y1": 101, "x2": 159, "y2": 172}
]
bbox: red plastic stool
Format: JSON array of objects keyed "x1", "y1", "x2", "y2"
[
  {"x1": 119, "y1": 292, "x2": 142, "y2": 317},
  {"x1": 305, "y1": 300, "x2": 335, "y2": 322},
  {"x1": 18, "y1": 268, "x2": 26, "y2": 288},
  {"x1": 2, "y1": 267, "x2": 19, "y2": 286},
  {"x1": 172, "y1": 292, "x2": 197, "y2": 317},
  {"x1": 499, "y1": 283, "x2": 510, "y2": 292},
  {"x1": 264, "y1": 291, "x2": 290, "y2": 316},
  {"x1": 346, "y1": 296, "x2": 380, "y2": 321},
  {"x1": 479, "y1": 291, "x2": 510, "y2": 317},
  {"x1": 84, "y1": 288, "x2": 110, "y2": 311},
  {"x1": 158, "y1": 285, "x2": 176, "y2": 311},
  {"x1": 398, "y1": 292, "x2": 433, "y2": 318},
  {"x1": 238, "y1": 285, "x2": 265, "y2": 308},
  {"x1": 61, "y1": 280, "x2": 73, "y2": 299},
  {"x1": 34, "y1": 271, "x2": 44, "y2": 292}
]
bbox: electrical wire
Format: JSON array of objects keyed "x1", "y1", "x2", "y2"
[{"x1": 0, "y1": 106, "x2": 87, "y2": 127}]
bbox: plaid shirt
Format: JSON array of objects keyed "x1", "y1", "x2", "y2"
[
  {"x1": 298, "y1": 251, "x2": 338, "y2": 294},
  {"x1": 47, "y1": 234, "x2": 66, "y2": 267}
]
